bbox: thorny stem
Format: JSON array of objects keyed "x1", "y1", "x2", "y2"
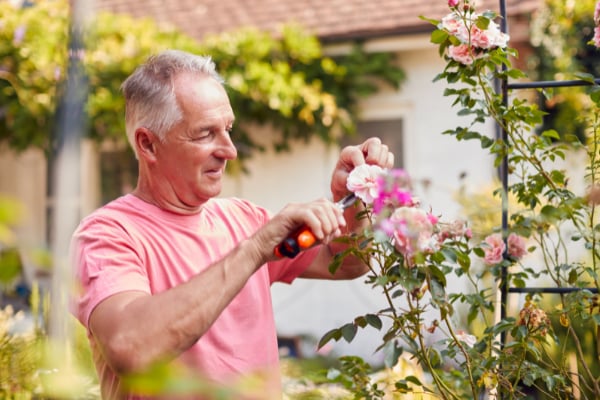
[
  {"x1": 566, "y1": 323, "x2": 600, "y2": 395},
  {"x1": 405, "y1": 294, "x2": 460, "y2": 400},
  {"x1": 440, "y1": 313, "x2": 479, "y2": 399},
  {"x1": 509, "y1": 338, "x2": 528, "y2": 398}
]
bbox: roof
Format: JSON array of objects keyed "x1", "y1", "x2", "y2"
[{"x1": 94, "y1": 0, "x2": 541, "y2": 43}]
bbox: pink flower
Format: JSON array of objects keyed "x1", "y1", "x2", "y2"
[
  {"x1": 440, "y1": 13, "x2": 467, "y2": 36},
  {"x1": 482, "y1": 233, "x2": 505, "y2": 265},
  {"x1": 448, "y1": 44, "x2": 476, "y2": 65},
  {"x1": 448, "y1": 0, "x2": 460, "y2": 8},
  {"x1": 507, "y1": 233, "x2": 527, "y2": 260},
  {"x1": 594, "y1": 26, "x2": 600, "y2": 48},
  {"x1": 437, "y1": 220, "x2": 471, "y2": 242},
  {"x1": 346, "y1": 164, "x2": 385, "y2": 204},
  {"x1": 440, "y1": 11, "x2": 509, "y2": 53},
  {"x1": 372, "y1": 168, "x2": 414, "y2": 214},
  {"x1": 12, "y1": 25, "x2": 26, "y2": 45},
  {"x1": 387, "y1": 207, "x2": 438, "y2": 261},
  {"x1": 595, "y1": 0, "x2": 600, "y2": 25},
  {"x1": 482, "y1": 24, "x2": 510, "y2": 48}
]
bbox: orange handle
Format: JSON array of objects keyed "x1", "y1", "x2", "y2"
[
  {"x1": 296, "y1": 228, "x2": 317, "y2": 249},
  {"x1": 274, "y1": 226, "x2": 317, "y2": 258}
]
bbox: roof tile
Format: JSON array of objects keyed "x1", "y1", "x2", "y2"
[{"x1": 94, "y1": 0, "x2": 541, "y2": 42}]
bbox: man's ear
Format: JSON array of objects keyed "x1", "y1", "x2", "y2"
[{"x1": 135, "y1": 127, "x2": 158, "y2": 161}]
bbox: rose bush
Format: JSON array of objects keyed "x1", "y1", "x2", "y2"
[{"x1": 319, "y1": 1, "x2": 600, "y2": 399}]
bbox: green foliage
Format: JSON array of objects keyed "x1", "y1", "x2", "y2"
[
  {"x1": 0, "y1": 305, "x2": 42, "y2": 399},
  {"x1": 0, "y1": 0, "x2": 405, "y2": 171},
  {"x1": 326, "y1": 356, "x2": 386, "y2": 400},
  {"x1": 0, "y1": 195, "x2": 98, "y2": 399},
  {"x1": 0, "y1": 0, "x2": 68, "y2": 151},
  {"x1": 530, "y1": 0, "x2": 600, "y2": 142},
  {"x1": 0, "y1": 196, "x2": 25, "y2": 290}
]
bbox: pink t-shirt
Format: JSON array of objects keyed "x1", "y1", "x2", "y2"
[{"x1": 71, "y1": 194, "x2": 317, "y2": 399}]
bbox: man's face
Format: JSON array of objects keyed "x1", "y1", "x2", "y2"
[{"x1": 152, "y1": 73, "x2": 237, "y2": 208}]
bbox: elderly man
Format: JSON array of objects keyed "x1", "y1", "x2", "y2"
[{"x1": 71, "y1": 49, "x2": 394, "y2": 399}]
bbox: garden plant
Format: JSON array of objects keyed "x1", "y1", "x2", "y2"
[{"x1": 318, "y1": 1, "x2": 600, "y2": 399}]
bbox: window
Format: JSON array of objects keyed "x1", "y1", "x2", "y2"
[{"x1": 342, "y1": 118, "x2": 404, "y2": 168}]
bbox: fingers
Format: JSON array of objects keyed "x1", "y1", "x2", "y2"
[
  {"x1": 331, "y1": 137, "x2": 394, "y2": 198},
  {"x1": 339, "y1": 137, "x2": 394, "y2": 171},
  {"x1": 297, "y1": 198, "x2": 346, "y2": 242},
  {"x1": 279, "y1": 199, "x2": 346, "y2": 244},
  {"x1": 360, "y1": 137, "x2": 394, "y2": 169}
]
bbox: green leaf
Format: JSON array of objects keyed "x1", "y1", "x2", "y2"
[
  {"x1": 568, "y1": 268, "x2": 578, "y2": 285},
  {"x1": 573, "y1": 71, "x2": 595, "y2": 83},
  {"x1": 384, "y1": 342, "x2": 402, "y2": 368},
  {"x1": 428, "y1": 264, "x2": 447, "y2": 287},
  {"x1": 419, "y1": 15, "x2": 441, "y2": 26},
  {"x1": 354, "y1": 316, "x2": 367, "y2": 328},
  {"x1": 0, "y1": 248, "x2": 22, "y2": 284},
  {"x1": 428, "y1": 348, "x2": 441, "y2": 367},
  {"x1": 341, "y1": 323, "x2": 358, "y2": 343},
  {"x1": 541, "y1": 129, "x2": 560, "y2": 140},
  {"x1": 512, "y1": 277, "x2": 526, "y2": 288},
  {"x1": 366, "y1": 314, "x2": 383, "y2": 330},
  {"x1": 430, "y1": 29, "x2": 449, "y2": 44},
  {"x1": 318, "y1": 328, "x2": 342, "y2": 349}
]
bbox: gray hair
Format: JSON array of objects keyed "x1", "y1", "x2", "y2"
[{"x1": 121, "y1": 50, "x2": 225, "y2": 157}]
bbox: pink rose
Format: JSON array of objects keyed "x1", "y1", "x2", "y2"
[
  {"x1": 482, "y1": 233, "x2": 505, "y2": 265},
  {"x1": 448, "y1": 44, "x2": 476, "y2": 65},
  {"x1": 441, "y1": 11, "x2": 509, "y2": 51},
  {"x1": 507, "y1": 233, "x2": 527, "y2": 260},
  {"x1": 372, "y1": 168, "x2": 414, "y2": 214},
  {"x1": 388, "y1": 207, "x2": 438, "y2": 260},
  {"x1": 594, "y1": 26, "x2": 600, "y2": 48},
  {"x1": 440, "y1": 13, "x2": 467, "y2": 36},
  {"x1": 470, "y1": 26, "x2": 492, "y2": 49},
  {"x1": 437, "y1": 220, "x2": 470, "y2": 242},
  {"x1": 483, "y1": 24, "x2": 510, "y2": 48},
  {"x1": 346, "y1": 164, "x2": 385, "y2": 204}
]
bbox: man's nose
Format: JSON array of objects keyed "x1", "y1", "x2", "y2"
[{"x1": 215, "y1": 131, "x2": 238, "y2": 160}]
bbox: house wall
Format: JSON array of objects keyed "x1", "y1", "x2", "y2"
[{"x1": 0, "y1": 146, "x2": 47, "y2": 258}]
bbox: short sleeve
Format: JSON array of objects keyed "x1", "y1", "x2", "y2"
[{"x1": 71, "y1": 216, "x2": 150, "y2": 329}]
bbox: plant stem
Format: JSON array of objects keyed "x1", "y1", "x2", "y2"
[{"x1": 441, "y1": 314, "x2": 479, "y2": 399}]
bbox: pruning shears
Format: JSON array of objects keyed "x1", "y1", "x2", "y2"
[{"x1": 274, "y1": 193, "x2": 357, "y2": 258}]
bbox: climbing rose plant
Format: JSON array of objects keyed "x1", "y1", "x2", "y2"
[{"x1": 320, "y1": 1, "x2": 600, "y2": 399}]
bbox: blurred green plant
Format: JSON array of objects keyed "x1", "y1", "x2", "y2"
[
  {"x1": 0, "y1": 196, "x2": 25, "y2": 295},
  {"x1": 0, "y1": 195, "x2": 98, "y2": 399},
  {"x1": 530, "y1": 0, "x2": 600, "y2": 143},
  {"x1": 0, "y1": 293, "x2": 100, "y2": 399}
]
